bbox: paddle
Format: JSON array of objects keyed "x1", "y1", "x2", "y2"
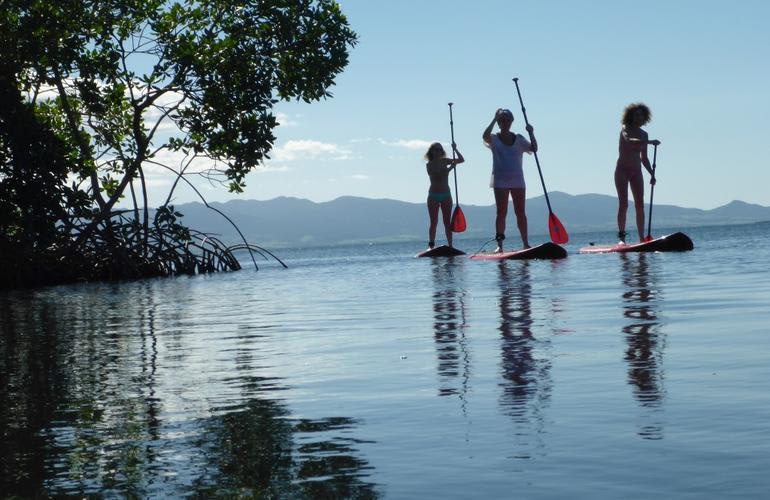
[
  {"x1": 512, "y1": 78, "x2": 568, "y2": 244},
  {"x1": 645, "y1": 143, "x2": 658, "y2": 242},
  {"x1": 448, "y1": 102, "x2": 466, "y2": 232}
]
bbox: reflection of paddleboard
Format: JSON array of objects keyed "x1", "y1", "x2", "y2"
[
  {"x1": 579, "y1": 232, "x2": 694, "y2": 254},
  {"x1": 415, "y1": 245, "x2": 466, "y2": 258},
  {"x1": 469, "y1": 242, "x2": 567, "y2": 261}
]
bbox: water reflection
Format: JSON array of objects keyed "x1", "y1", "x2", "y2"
[
  {"x1": 0, "y1": 282, "x2": 380, "y2": 498},
  {"x1": 194, "y1": 407, "x2": 378, "y2": 498},
  {"x1": 430, "y1": 259, "x2": 470, "y2": 401},
  {"x1": 620, "y1": 253, "x2": 666, "y2": 440},
  {"x1": 496, "y1": 262, "x2": 551, "y2": 456}
]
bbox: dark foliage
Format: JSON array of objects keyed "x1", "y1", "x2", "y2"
[{"x1": 0, "y1": 0, "x2": 357, "y2": 288}]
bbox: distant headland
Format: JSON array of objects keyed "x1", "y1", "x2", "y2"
[{"x1": 170, "y1": 192, "x2": 770, "y2": 248}]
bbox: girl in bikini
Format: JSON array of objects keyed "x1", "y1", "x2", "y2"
[
  {"x1": 615, "y1": 103, "x2": 660, "y2": 243},
  {"x1": 424, "y1": 142, "x2": 464, "y2": 249}
]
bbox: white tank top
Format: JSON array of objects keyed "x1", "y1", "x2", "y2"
[{"x1": 487, "y1": 133, "x2": 532, "y2": 189}]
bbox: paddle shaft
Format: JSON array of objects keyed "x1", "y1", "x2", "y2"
[
  {"x1": 513, "y1": 78, "x2": 553, "y2": 214},
  {"x1": 646, "y1": 143, "x2": 658, "y2": 239},
  {"x1": 448, "y1": 102, "x2": 459, "y2": 204}
]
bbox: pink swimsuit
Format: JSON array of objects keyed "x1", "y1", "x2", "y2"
[{"x1": 615, "y1": 131, "x2": 644, "y2": 182}]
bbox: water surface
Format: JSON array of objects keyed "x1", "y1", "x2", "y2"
[{"x1": 2, "y1": 223, "x2": 769, "y2": 498}]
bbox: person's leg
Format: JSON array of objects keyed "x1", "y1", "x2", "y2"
[
  {"x1": 511, "y1": 188, "x2": 529, "y2": 248},
  {"x1": 629, "y1": 173, "x2": 646, "y2": 241},
  {"x1": 614, "y1": 168, "x2": 629, "y2": 242},
  {"x1": 440, "y1": 197, "x2": 453, "y2": 247},
  {"x1": 427, "y1": 197, "x2": 439, "y2": 248},
  {"x1": 494, "y1": 189, "x2": 510, "y2": 252}
]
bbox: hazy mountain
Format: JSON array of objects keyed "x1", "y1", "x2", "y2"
[{"x1": 169, "y1": 192, "x2": 770, "y2": 248}]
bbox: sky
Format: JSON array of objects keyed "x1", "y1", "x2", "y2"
[{"x1": 144, "y1": 0, "x2": 770, "y2": 210}]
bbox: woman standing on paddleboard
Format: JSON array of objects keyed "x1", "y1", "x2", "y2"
[
  {"x1": 615, "y1": 103, "x2": 660, "y2": 243},
  {"x1": 424, "y1": 142, "x2": 464, "y2": 249},
  {"x1": 483, "y1": 108, "x2": 538, "y2": 252}
]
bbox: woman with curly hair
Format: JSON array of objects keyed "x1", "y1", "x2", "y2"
[
  {"x1": 424, "y1": 142, "x2": 464, "y2": 249},
  {"x1": 615, "y1": 103, "x2": 660, "y2": 243}
]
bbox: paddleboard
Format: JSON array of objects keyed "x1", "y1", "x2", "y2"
[
  {"x1": 469, "y1": 242, "x2": 567, "y2": 261},
  {"x1": 415, "y1": 245, "x2": 466, "y2": 258},
  {"x1": 579, "y1": 232, "x2": 694, "y2": 254}
]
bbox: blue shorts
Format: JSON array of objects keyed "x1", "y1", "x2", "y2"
[{"x1": 428, "y1": 191, "x2": 452, "y2": 203}]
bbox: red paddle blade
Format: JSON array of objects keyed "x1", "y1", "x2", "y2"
[
  {"x1": 644, "y1": 235, "x2": 653, "y2": 242},
  {"x1": 451, "y1": 206, "x2": 467, "y2": 233},
  {"x1": 548, "y1": 212, "x2": 568, "y2": 244}
]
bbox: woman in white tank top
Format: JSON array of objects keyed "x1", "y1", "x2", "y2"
[{"x1": 482, "y1": 108, "x2": 537, "y2": 252}]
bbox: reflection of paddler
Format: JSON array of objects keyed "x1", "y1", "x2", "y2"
[
  {"x1": 430, "y1": 260, "x2": 468, "y2": 398},
  {"x1": 620, "y1": 253, "x2": 666, "y2": 439},
  {"x1": 496, "y1": 261, "x2": 550, "y2": 420}
]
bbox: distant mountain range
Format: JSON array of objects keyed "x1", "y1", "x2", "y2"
[{"x1": 170, "y1": 192, "x2": 770, "y2": 248}]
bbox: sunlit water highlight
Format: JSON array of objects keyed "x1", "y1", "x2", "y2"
[{"x1": 2, "y1": 223, "x2": 769, "y2": 498}]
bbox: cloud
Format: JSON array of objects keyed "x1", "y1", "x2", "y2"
[
  {"x1": 142, "y1": 177, "x2": 173, "y2": 188},
  {"x1": 276, "y1": 112, "x2": 299, "y2": 128},
  {"x1": 143, "y1": 90, "x2": 187, "y2": 133},
  {"x1": 351, "y1": 174, "x2": 369, "y2": 180},
  {"x1": 378, "y1": 138, "x2": 432, "y2": 150},
  {"x1": 254, "y1": 164, "x2": 291, "y2": 172},
  {"x1": 142, "y1": 148, "x2": 214, "y2": 175},
  {"x1": 270, "y1": 140, "x2": 353, "y2": 161}
]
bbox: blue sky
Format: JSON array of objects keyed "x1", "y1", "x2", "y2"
[{"x1": 156, "y1": 0, "x2": 769, "y2": 210}]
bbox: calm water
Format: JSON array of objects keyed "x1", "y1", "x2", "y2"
[{"x1": 2, "y1": 223, "x2": 770, "y2": 498}]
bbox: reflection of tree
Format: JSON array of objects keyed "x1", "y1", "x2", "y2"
[
  {"x1": 194, "y1": 405, "x2": 378, "y2": 498},
  {"x1": 620, "y1": 253, "x2": 666, "y2": 440},
  {"x1": 430, "y1": 259, "x2": 469, "y2": 399},
  {"x1": 0, "y1": 291, "x2": 64, "y2": 495},
  {"x1": 496, "y1": 262, "x2": 551, "y2": 451},
  {"x1": 0, "y1": 283, "x2": 189, "y2": 496},
  {"x1": 0, "y1": 284, "x2": 380, "y2": 497}
]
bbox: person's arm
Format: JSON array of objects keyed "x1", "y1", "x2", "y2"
[
  {"x1": 640, "y1": 135, "x2": 656, "y2": 184},
  {"x1": 644, "y1": 154, "x2": 657, "y2": 185},
  {"x1": 482, "y1": 113, "x2": 497, "y2": 145},
  {"x1": 631, "y1": 137, "x2": 660, "y2": 145},
  {"x1": 641, "y1": 146, "x2": 661, "y2": 186},
  {"x1": 623, "y1": 128, "x2": 660, "y2": 146},
  {"x1": 525, "y1": 124, "x2": 538, "y2": 153},
  {"x1": 641, "y1": 149, "x2": 653, "y2": 173},
  {"x1": 448, "y1": 144, "x2": 465, "y2": 168}
]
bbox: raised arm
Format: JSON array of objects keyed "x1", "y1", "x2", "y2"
[
  {"x1": 448, "y1": 144, "x2": 465, "y2": 169},
  {"x1": 525, "y1": 124, "x2": 538, "y2": 153},
  {"x1": 482, "y1": 113, "x2": 497, "y2": 145}
]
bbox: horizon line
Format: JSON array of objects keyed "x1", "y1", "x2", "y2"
[{"x1": 173, "y1": 193, "x2": 766, "y2": 211}]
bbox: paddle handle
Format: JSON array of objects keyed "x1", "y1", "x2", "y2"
[
  {"x1": 646, "y1": 143, "x2": 658, "y2": 239},
  {"x1": 448, "y1": 102, "x2": 459, "y2": 204},
  {"x1": 513, "y1": 78, "x2": 553, "y2": 214}
]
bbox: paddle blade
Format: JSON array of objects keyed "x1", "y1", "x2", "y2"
[
  {"x1": 644, "y1": 234, "x2": 653, "y2": 242},
  {"x1": 451, "y1": 206, "x2": 467, "y2": 233},
  {"x1": 548, "y1": 212, "x2": 568, "y2": 244}
]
